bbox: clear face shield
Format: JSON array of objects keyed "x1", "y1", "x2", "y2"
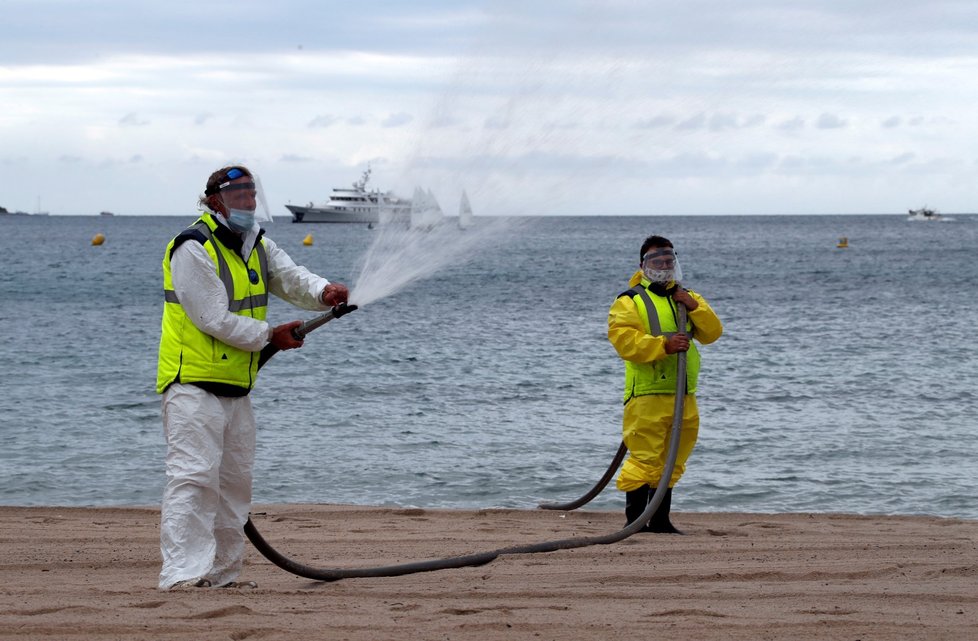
[
  {"x1": 206, "y1": 167, "x2": 273, "y2": 232},
  {"x1": 641, "y1": 247, "x2": 683, "y2": 284}
]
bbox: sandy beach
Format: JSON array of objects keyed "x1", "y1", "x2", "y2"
[{"x1": 1, "y1": 504, "x2": 975, "y2": 640}]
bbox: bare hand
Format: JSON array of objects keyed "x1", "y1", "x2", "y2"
[
  {"x1": 321, "y1": 283, "x2": 349, "y2": 307},
  {"x1": 664, "y1": 333, "x2": 691, "y2": 354},
  {"x1": 270, "y1": 320, "x2": 304, "y2": 351},
  {"x1": 672, "y1": 287, "x2": 698, "y2": 311}
]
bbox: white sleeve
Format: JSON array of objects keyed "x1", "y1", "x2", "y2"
[
  {"x1": 170, "y1": 242, "x2": 271, "y2": 352},
  {"x1": 263, "y1": 236, "x2": 332, "y2": 311}
]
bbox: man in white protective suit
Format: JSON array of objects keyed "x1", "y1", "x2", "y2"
[{"x1": 156, "y1": 165, "x2": 349, "y2": 590}]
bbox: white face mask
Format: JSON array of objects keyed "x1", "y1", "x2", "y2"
[{"x1": 227, "y1": 208, "x2": 256, "y2": 232}]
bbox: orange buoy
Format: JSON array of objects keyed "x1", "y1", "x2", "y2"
[
  {"x1": 92, "y1": 233, "x2": 106, "y2": 246},
  {"x1": 303, "y1": 233, "x2": 313, "y2": 246}
]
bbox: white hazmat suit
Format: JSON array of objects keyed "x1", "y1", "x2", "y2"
[{"x1": 159, "y1": 212, "x2": 332, "y2": 590}]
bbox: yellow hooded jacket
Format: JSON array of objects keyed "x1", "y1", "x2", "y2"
[{"x1": 608, "y1": 270, "x2": 723, "y2": 489}]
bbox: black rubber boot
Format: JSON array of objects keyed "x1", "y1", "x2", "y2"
[
  {"x1": 644, "y1": 487, "x2": 683, "y2": 534},
  {"x1": 624, "y1": 485, "x2": 651, "y2": 528}
]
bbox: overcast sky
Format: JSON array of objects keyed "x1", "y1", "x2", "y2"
[{"x1": 2, "y1": 0, "x2": 978, "y2": 216}]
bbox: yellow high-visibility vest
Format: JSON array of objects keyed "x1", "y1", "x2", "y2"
[
  {"x1": 621, "y1": 283, "x2": 700, "y2": 402},
  {"x1": 157, "y1": 213, "x2": 268, "y2": 394}
]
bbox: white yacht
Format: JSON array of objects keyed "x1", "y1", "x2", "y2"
[{"x1": 286, "y1": 167, "x2": 411, "y2": 223}]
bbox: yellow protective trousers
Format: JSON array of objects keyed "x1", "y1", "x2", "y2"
[{"x1": 616, "y1": 394, "x2": 699, "y2": 492}]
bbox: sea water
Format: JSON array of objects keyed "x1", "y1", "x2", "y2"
[{"x1": 0, "y1": 213, "x2": 975, "y2": 519}]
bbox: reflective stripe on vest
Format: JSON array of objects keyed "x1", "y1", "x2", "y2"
[
  {"x1": 162, "y1": 222, "x2": 268, "y2": 312},
  {"x1": 628, "y1": 284, "x2": 690, "y2": 340}
]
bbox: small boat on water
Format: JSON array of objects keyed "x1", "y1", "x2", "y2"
[
  {"x1": 99, "y1": 211, "x2": 115, "y2": 216},
  {"x1": 285, "y1": 166, "x2": 411, "y2": 223},
  {"x1": 907, "y1": 207, "x2": 943, "y2": 221}
]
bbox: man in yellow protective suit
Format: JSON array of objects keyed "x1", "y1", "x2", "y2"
[
  {"x1": 157, "y1": 165, "x2": 349, "y2": 590},
  {"x1": 608, "y1": 235, "x2": 722, "y2": 533}
]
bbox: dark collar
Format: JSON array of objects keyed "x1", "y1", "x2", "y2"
[{"x1": 646, "y1": 282, "x2": 676, "y2": 297}]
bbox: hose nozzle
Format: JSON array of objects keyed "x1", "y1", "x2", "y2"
[
  {"x1": 259, "y1": 301, "x2": 360, "y2": 369},
  {"x1": 332, "y1": 302, "x2": 358, "y2": 318}
]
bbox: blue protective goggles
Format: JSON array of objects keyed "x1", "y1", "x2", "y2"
[{"x1": 205, "y1": 167, "x2": 250, "y2": 195}]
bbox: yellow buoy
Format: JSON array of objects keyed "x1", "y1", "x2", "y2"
[
  {"x1": 303, "y1": 233, "x2": 313, "y2": 246},
  {"x1": 91, "y1": 233, "x2": 105, "y2": 246},
  {"x1": 836, "y1": 236, "x2": 848, "y2": 248}
]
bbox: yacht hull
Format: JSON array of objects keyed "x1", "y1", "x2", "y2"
[{"x1": 286, "y1": 204, "x2": 379, "y2": 223}]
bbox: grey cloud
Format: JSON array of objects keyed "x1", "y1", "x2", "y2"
[
  {"x1": 58, "y1": 155, "x2": 83, "y2": 163},
  {"x1": 741, "y1": 114, "x2": 766, "y2": 128},
  {"x1": 675, "y1": 113, "x2": 706, "y2": 131},
  {"x1": 5, "y1": 1, "x2": 978, "y2": 68},
  {"x1": 280, "y1": 154, "x2": 314, "y2": 162},
  {"x1": 412, "y1": 149, "x2": 635, "y2": 174},
  {"x1": 708, "y1": 113, "x2": 739, "y2": 131},
  {"x1": 647, "y1": 151, "x2": 776, "y2": 178},
  {"x1": 815, "y1": 113, "x2": 846, "y2": 129},
  {"x1": 776, "y1": 154, "x2": 880, "y2": 176},
  {"x1": 195, "y1": 113, "x2": 214, "y2": 126},
  {"x1": 882, "y1": 116, "x2": 901, "y2": 128},
  {"x1": 119, "y1": 113, "x2": 149, "y2": 127},
  {"x1": 735, "y1": 153, "x2": 779, "y2": 171},
  {"x1": 650, "y1": 113, "x2": 769, "y2": 132},
  {"x1": 545, "y1": 120, "x2": 580, "y2": 131},
  {"x1": 484, "y1": 116, "x2": 510, "y2": 129},
  {"x1": 382, "y1": 112, "x2": 414, "y2": 128},
  {"x1": 347, "y1": 116, "x2": 366, "y2": 126},
  {"x1": 777, "y1": 116, "x2": 805, "y2": 131},
  {"x1": 97, "y1": 155, "x2": 141, "y2": 168},
  {"x1": 634, "y1": 115, "x2": 676, "y2": 129},
  {"x1": 0, "y1": 3, "x2": 491, "y2": 64},
  {"x1": 309, "y1": 115, "x2": 340, "y2": 128},
  {"x1": 779, "y1": 155, "x2": 824, "y2": 171},
  {"x1": 429, "y1": 115, "x2": 461, "y2": 128},
  {"x1": 648, "y1": 152, "x2": 727, "y2": 176},
  {"x1": 889, "y1": 152, "x2": 915, "y2": 164}
]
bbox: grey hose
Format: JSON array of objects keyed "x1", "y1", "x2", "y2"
[
  {"x1": 537, "y1": 441, "x2": 627, "y2": 511},
  {"x1": 245, "y1": 304, "x2": 688, "y2": 581}
]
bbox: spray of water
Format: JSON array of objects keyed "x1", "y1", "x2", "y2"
[{"x1": 349, "y1": 216, "x2": 521, "y2": 309}]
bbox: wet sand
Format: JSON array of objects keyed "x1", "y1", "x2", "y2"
[{"x1": 1, "y1": 504, "x2": 975, "y2": 640}]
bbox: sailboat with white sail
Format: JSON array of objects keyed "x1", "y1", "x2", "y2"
[
  {"x1": 458, "y1": 190, "x2": 473, "y2": 229},
  {"x1": 409, "y1": 187, "x2": 444, "y2": 230}
]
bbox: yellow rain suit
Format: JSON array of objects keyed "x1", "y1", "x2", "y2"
[{"x1": 608, "y1": 271, "x2": 723, "y2": 492}]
